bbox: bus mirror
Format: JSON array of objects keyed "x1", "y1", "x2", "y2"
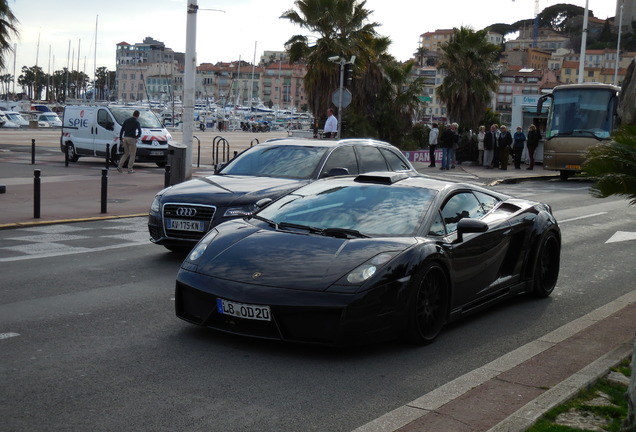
[{"x1": 537, "y1": 95, "x2": 550, "y2": 115}]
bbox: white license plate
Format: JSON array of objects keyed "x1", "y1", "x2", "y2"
[
  {"x1": 166, "y1": 218, "x2": 204, "y2": 232},
  {"x1": 217, "y1": 299, "x2": 271, "y2": 321},
  {"x1": 150, "y1": 151, "x2": 164, "y2": 156}
]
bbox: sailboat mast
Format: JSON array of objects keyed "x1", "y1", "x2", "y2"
[{"x1": 93, "y1": 15, "x2": 98, "y2": 101}]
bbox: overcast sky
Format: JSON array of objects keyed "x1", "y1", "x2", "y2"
[{"x1": 4, "y1": 0, "x2": 619, "y2": 77}]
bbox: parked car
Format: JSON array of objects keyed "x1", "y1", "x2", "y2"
[
  {"x1": 35, "y1": 111, "x2": 62, "y2": 127},
  {"x1": 3, "y1": 111, "x2": 30, "y2": 127},
  {"x1": 175, "y1": 171, "x2": 561, "y2": 346},
  {"x1": 148, "y1": 138, "x2": 417, "y2": 251},
  {"x1": 0, "y1": 112, "x2": 11, "y2": 128}
]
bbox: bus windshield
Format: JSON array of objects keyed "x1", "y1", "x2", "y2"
[{"x1": 547, "y1": 88, "x2": 616, "y2": 140}]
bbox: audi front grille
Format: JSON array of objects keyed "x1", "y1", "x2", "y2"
[{"x1": 162, "y1": 203, "x2": 216, "y2": 240}]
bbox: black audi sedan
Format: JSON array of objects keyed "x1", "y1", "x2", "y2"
[
  {"x1": 148, "y1": 138, "x2": 416, "y2": 251},
  {"x1": 175, "y1": 172, "x2": 561, "y2": 346}
]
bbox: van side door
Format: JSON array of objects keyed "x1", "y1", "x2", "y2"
[{"x1": 94, "y1": 108, "x2": 117, "y2": 157}]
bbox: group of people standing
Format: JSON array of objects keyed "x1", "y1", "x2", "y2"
[
  {"x1": 477, "y1": 123, "x2": 541, "y2": 170},
  {"x1": 427, "y1": 122, "x2": 460, "y2": 170}
]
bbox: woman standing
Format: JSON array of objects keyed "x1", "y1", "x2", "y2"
[
  {"x1": 477, "y1": 125, "x2": 485, "y2": 165},
  {"x1": 512, "y1": 126, "x2": 526, "y2": 169},
  {"x1": 526, "y1": 124, "x2": 541, "y2": 170}
]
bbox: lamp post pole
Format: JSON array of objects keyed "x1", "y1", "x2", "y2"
[{"x1": 337, "y1": 58, "x2": 345, "y2": 139}]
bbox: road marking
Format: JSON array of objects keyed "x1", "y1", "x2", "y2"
[
  {"x1": 0, "y1": 240, "x2": 148, "y2": 263},
  {"x1": 559, "y1": 212, "x2": 607, "y2": 223},
  {"x1": 0, "y1": 332, "x2": 20, "y2": 340},
  {"x1": 606, "y1": 231, "x2": 636, "y2": 244}
]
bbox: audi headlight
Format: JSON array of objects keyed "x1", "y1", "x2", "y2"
[
  {"x1": 189, "y1": 229, "x2": 219, "y2": 261},
  {"x1": 150, "y1": 196, "x2": 161, "y2": 214},
  {"x1": 346, "y1": 252, "x2": 398, "y2": 284},
  {"x1": 224, "y1": 204, "x2": 258, "y2": 218}
]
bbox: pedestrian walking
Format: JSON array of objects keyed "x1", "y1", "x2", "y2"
[
  {"x1": 512, "y1": 126, "x2": 526, "y2": 169},
  {"x1": 428, "y1": 123, "x2": 439, "y2": 167},
  {"x1": 498, "y1": 125, "x2": 512, "y2": 170},
  {"x1": 118, "y1": 110, "x2": 142, "y2": 174},
  {"x1": 526, "y1": 124, "x2": 541, "y2": 170}
]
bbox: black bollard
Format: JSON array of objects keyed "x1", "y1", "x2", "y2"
[
  {"x1": 34, "y1": 169, "x2": 41, "y2": 219},
  {"x1": 106, "y1": 144, "x2": 110, "y2": 170},
  {"x1": 101, "y1": 169, "x2": 108, "y2": 214},
  {"x1": 164, "y1": 164, "x2": 171, "y2": 188},
  {"x1": 64, "y1": 142, "x2": 69, "y2": 167},
  {"x1": 31, "y1": 139, "x2": 36, "y2": 165}
]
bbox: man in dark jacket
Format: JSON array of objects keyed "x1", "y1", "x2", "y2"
[
  {"x1": 439, "y1": 123, "x2": 458, "y2": 170},
  {"x1": 117, "y1": 110, "x2": 142, "y2": 173},
  {"x1": 483, "y1": 124, "x2": 497, "y2": 168},
  {"x1": 497, "y1": 125, "x2": 513, "y2": 170}
]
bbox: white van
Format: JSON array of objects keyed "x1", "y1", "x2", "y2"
[{"x1": 60, "y1": 105, "x2": 173, "y2": 166}]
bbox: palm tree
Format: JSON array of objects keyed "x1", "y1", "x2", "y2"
[
  {"x1": 367, "y1": 60, "x2": 426, "y2": 144},
  {"x1": 0, "y1": 0, "x2": 19, "y2": 71},
  {"x1": 281, "y1": 0, "x2": 386, "y2": 119},
  {"x1": 583, "y1": 125, "x2": 636, "y2": 205},
  {"x1": 436, "y1": 26, "x2": 500, "y2": 130}
]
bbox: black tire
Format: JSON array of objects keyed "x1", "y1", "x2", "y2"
[
  {"x1": 559, "y1": 170, "x2": 571, "y2": 181},
  {"x1": 156, "y1": 161, "x2": 167, "y2": 168},
  {"x1": 405, "y1": 262, "x2": 449, "y2": 345},
  {"x1": 532, "y1": 231, "x2": 560, "y2": 298},
  {"x1": 110, "y1": 145, "x2": 121, "y2": 167},
  {"x1": 66, "y1": 143, "x2": 80, "y2": 162}
]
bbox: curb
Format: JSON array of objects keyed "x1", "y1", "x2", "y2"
[{"x1": 0, "y1": 213, "x2": 148, "y2": 230}]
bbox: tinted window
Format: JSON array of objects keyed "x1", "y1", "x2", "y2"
[
  {"x1": 441, "y1": 192, "x2": 484, "y2": 233},
  {"x1": 220, "y1": 145, "x2": 329, "y2": 179},
  {"x1": 473, "y1": 191, "x2": 500, "y2": 214},
  {"x1": 110, "y1": 108, "x2": 162, "y2": 128},
  {"x1": 429, "y1": 210, "x2": 446, "y2": 236},
  {"x1": 97, "y1": 109, "x2": 114, "y2": 130},
  {"x1": 355, "y1": 146, "x2": 389, "y2": 173},
  {"x1": 380, "y1": 148, "x2": 411, "y2": 171},
  {"x1": 259, "y1": 182, "x2": 435, "y2": 236},
  {"x1": 321, "y1": 146, "x2": 359, "y2": 177}
]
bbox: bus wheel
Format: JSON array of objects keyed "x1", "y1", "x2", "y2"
[{"x1": 559, "y1": 170, "x2": 571, "y2": 181}]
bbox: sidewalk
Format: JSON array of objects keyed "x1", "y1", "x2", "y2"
[{"x1": 1, "y1": 144, "x2": 634, "y2": 432}]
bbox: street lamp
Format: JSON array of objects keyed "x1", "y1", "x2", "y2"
[{"x1": 328, "y1": 55, "x2": 356, "y2": 138}]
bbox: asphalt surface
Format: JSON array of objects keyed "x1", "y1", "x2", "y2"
[{"x1": 1, "y1": 141, "x2": 635, "y2": 432}]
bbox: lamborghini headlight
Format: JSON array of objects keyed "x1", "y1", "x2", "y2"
[
  {"x1": 346, "y1": 252, "x2": 398, "y2": 284},
  {"x1": 188, "y1": 229, "x2": 219, "y2": 261}
]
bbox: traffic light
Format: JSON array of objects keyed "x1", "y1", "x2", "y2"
[{"x1": 344, "y1": 63, "x2": 353, "y2": 87}]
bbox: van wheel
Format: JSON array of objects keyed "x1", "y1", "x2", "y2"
[
  {"x1": 156, "y1": 162, "x2": 167, "y2": 168},
  {"x1": 66, "y1": 143, "x2": 79, "y2": 162},
  {"x1": 110, "y1": 145, "x2": 121, "y2": 166}
]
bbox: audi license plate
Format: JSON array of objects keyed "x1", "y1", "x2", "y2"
[
  {"x1": 166, "y1": 218, "x2": 204, "y2": 232},
  {"x1": 217, "y1": 299, "x2": 271, "y2": 321}
]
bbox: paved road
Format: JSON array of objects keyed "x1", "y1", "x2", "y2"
[{"x1": 1, "y1": 178, "x2": 635, "y2": 432}]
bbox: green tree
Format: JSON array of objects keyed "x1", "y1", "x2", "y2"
[
  {"x1": 583, "y1": 125, "x2": 636, "y2": 205},
  {"x1": 0, "y1": 0, "x2": 19, "y2": 71},
  {"x1": 17, "y1": 65, "x2": 46, "y2": 99},
  {"x1": 0, "y1": 72, "x2": 12, "y2": 96},
  {"x1": 282, "y1": 0, "x2": 387, "y2": 120},
  {"x1": 436, "y1": 26, "x2": 500, "y2": 130},
  {"x1": 365, "y1": 60, "x2": 426, "y2": 145}
]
